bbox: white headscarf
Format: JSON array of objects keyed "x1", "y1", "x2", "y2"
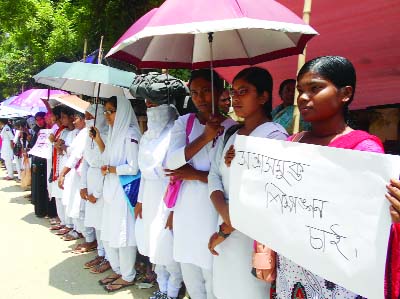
[
  {"x1": 105, "y1": 96, "x2": 141, "y2": 166},
  {"x1": 145, "y1": 104, "x2": 178, "y2": 140},
  {"x1": 86, "y1": 104, "x2": 108, "y2": 135}
]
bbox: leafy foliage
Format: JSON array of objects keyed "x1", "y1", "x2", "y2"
[{"x1": 0, "y1": 0, "x2": 165, "y2": 99}]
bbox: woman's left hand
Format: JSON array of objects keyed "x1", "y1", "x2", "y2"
[
  {"x1": 386, "y1": 178, "x2": 400, "y2": 223},
  {"x1": 208, "y1": 232, "x2": 225, "y2": 256},
  {"x1": 101, "y1": 165, "x2": 108, "y2": 176},
  {"x1": 87, "y1": 194, "x2": 97, "y2": 204},
  {"x1": 164, "y1": 164, "x2": 199, "y2": 181}
]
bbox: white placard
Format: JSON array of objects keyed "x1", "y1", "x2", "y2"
[
  {"x1": 229, "y1": 135, "x2": 399, "y2": 299},
  {"x1": 28, "y1": 129, "x2": 53, "y2": 159}
]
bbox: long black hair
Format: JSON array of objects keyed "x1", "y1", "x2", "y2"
[
  {"x1": 297, "y1": 56, "x2": 356, "y2": 119},
  {"x1": 233, "y1": 67, "x2": 273, "y2": 118}
]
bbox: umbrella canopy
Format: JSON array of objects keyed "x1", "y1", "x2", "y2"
[
  {"x1": 216, "y1": 0, "x2": 400, "y2": 110},
  {"x1": 8, "y1": 89, "x2": 67, "y2": 112},
  {"x1": 48, "y1": 94, "x2": 90, "y2": 114},
  {"x1": 106, "y1": 0, "x2": 318, "y2": 69},
  {"x1": 1, "y1": 96, "x2": 17, "y2": 106},
  {"x1": 0, "y1": 105, "x2": 31, "y2": 118},
  {"x1": 33, "y1": 62, "x2": 136, "y2": 99}
]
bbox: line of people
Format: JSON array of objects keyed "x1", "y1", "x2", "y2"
[{"x1": 19, "y1": 55, "x2": 400, "y2": 299}]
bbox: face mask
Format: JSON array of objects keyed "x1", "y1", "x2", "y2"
[{"x1": 85, "y1": 119, "x2": 95, "y2": 128}]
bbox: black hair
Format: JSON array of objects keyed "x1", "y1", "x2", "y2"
[
  {"x1": 14, "y1": 120, "x2": 26, "y2": 128},
  {"x1": 60, "y1": 106, "x2": 75, "y2": 116},
  {"x1": 52, "y1": 105, "x2": 63, "y2": 119},
  {"x1": 188, "y1": 69, "x2": 224, "y2": 92},
  {"x1": 233, "y1": 67, "x2": 273, "y2": 118},
  {"x1": 74, "y1": 111, "x2": 85, "y2": 119},
  {"x1": 105, "y1": 96, "x2": 118, "y2": 109},
  {"x1": 35, "y1": 112, "x2": 46, "y2": 119},
  {"x1": 0, "y1": 118, "x2": 8, "y2": 124},
  {"x1": 297, "y1": 56, "x2": 356, "y2": 118},
  {"x1": 279, "y1": 79, "x2": 296, "y2": 97}
]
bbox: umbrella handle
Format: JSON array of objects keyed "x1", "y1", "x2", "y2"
[{"x1": 208, "y1": 32, "x2": 215, "y2": 116}]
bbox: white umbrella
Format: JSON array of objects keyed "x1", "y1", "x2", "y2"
[{"x1": 33, "y1": 62, "x2": 136, "y2": 99}]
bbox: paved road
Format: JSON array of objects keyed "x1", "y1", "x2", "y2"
[{"x1": 0, "y1": 168, "x2": 155, "y2": 299}]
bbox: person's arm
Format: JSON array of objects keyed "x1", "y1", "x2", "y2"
[
  {"x1": 208, "y1": 137, "x2": 232, "y2": 226},
  {"x1": 40, "y1": 98, "x2": 52, "y2": 114},
  {"x1": 108, "y1": 133, "x2": 139, "y2": 176},
  {"x1": 166, "y1": 115, "x2": 224, "y2": 170},
  {"x1": 79, "y1": 159, "x2": 89, "y2": 200},
  {"x1": 58, "y1": 166, "x2": 71, "y2": 189},
  {"x1": 184, "y1": 116, "x2": 224, "y2": 162},
  {"x1": 134, "y1": 177, "x2": 145, "y2": 219}
]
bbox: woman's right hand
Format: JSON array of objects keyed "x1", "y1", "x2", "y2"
[
  {"x1": 89, "y1": 126, "x2": 101, "y2": 141},
  {"x1": 165, "y1": 211, "x2": 174, "y2": 230},
  {"x1": 49, "y1": 133, "x2": 55, "y2": 143},
  {"x1": 224, "y1": 145, "x2": 236, "y2": 167},
  {"x1": 80, "y1": 188, "x2": 88, "y2": 200},
  {"x1": 134, "y1": 202, "x2": 142, "y2": 219},
  {"x1": 58, "y1": 175, "x2": 65, "y2": 190},
  {"x1": 202, "y1": 116, "x2": 224, "y2": 143}
]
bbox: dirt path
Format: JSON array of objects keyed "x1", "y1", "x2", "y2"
[{"x1": 0, "y1": 168, "x2": 155, "y2": 299}]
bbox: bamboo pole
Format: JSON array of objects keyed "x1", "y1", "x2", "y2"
[
  {"x1": 83, "y1": 39, "x2": 87, "y2": 61},
  {"x1": 97, "y1": 36, "x2": 104, "y2": 64},
  {"x1": 292, "y1": 0, "x2": 312, "y2": 134}
]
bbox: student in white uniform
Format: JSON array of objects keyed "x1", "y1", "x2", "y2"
[
  {"x1": 80, "y1": 104, "x2": 111, "y2": 272},
  {"x1": 134, "y1": 98, "x2": 182, "y2": 299},
  {"x1": 208, "y1": 67, "x2": 288, "y2": 299},
  {"x1": 62, "y1": 112, "x2": 95, "y2": 247},
  {"x1": 98, "y1": 96, "x2": 141, "y2": 292},
  {"x1": 57, "y1": 108, "x2": 80, "y2": 237},
  {"x1": 0, "y1": 119, "x2": 14, "y2": 180},
  {"x1": 165, "y1": 70, "x2": 236, "y2": 299},
  {"x1": 52, "y1": 107, "x2": 74, "y2": 235},
  {"x1": 12, "y1": 121, "x2": 24, "y2": 181}
]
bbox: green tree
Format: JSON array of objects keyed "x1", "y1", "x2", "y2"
[{"x1": 0, "y1": 0, "x2": 169, "y2": 99}]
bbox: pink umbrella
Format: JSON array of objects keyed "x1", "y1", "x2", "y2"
[
  {"x1": 106, "y1": 0, "x2": 318, "y2": 69},
  {"x1": 8, "y1": 89, "x2": 68, "y2": 112}
]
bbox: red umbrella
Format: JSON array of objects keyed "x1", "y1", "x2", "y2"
[{"x1": 216, "y1": 0, "x2": 400, "y2": 110}]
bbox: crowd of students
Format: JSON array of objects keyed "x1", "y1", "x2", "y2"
[{"x1": 1, "y1": 55, "x2": 399, "y2": 299}]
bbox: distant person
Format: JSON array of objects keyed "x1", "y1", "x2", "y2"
[
  {"x1": 218, "y1": 89, "x2": 231, "y2": 116},
  {"x1": 0, "y1": 118, "x2": 14, "y2": 180},
  {"x1": 272, "y1": 79, "x2": 310, "y2": 134},
  {"x1": 30, "y1": 112, "x2": 49, "y2": 217}
]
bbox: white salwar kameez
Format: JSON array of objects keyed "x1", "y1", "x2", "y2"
[
  {"x1": 65, "y1": 127, "x2": 94, "y2": 240},
  {"x1": 166, "y1": 114, "x2": 236, "y2": 299},
  {"x1": 208, "y1": 122, "x2": 288, "y2": 299},
  {"x1": 1, "y1": 124, "x2": 14, "y2": 178},
  {"x1": 13, "y1": 130, "x2": 22, "y2": 180},
  {"x1": 61, "y1": 129, "x2": 79, "y2": 228},
  {"x1": 53, "y1": 128, "x2": 71, "y2": 227},
  {"x1": 80, "y1": 104, "x2": 108, "y2": 256},
  {"x1": 101, "y1": 96, "x2": 141, "y2": 282},
  {"x1": 135, "y1": 104, "x2": 182, "y2": 298}
]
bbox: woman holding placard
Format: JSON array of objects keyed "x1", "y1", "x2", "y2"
[{"x1": 207, "y1": 67, "x2": 288, "y2": 299}]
